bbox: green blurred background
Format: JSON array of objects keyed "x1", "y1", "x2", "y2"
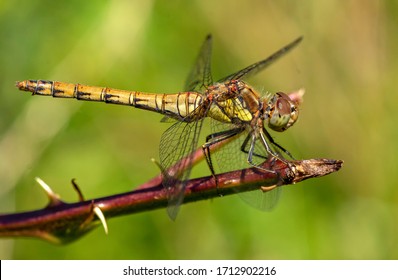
[{"x1": 1, "y1": 0, "x2": 397, "y2": 259}]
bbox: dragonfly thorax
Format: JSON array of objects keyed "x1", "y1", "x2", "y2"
[
  {"x1": 264, "y1": 92, "x2": 299, "y2": 132},
  {"x1": 207, "y1": 81, "x2": 261, "y2": 124}
]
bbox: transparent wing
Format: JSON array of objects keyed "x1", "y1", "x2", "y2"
[
  {"x1": 159, "y1": 112, "x2": 205, "y2": 220},
  {"x1": 218, "y1": 36, "x2": 302, "y2": 82},
  {"x1": 158, "y1": 35, "x2": 215, "y2": 219},
  {"x1": 209, "y1": 107, "x2": 282, "y2": 211},
  {"x1": 236, "y1": 186, "x2": 282, "y2": 211},
  {"x1": 184, "y1": 34, "x2": 213, "y2": 92}
]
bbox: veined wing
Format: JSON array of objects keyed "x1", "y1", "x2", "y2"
[
  {"x1": 159, "y1": 35, "x2": 213, "y2": 219},
  {"x1": 159, "y1": 109, "x2": 206, "y2": 220},
  {"x1": 218, "y1": 36, "x2": 302, "y2": 82},
  {"x1": 209, "y1": 103, "x2": 283, "y2": 211},
  {"x1": 161, "y1": 34, "x2": 212, "y2": 122},
  {"x1": 184, "y1": 34, "x2": 213, "y2": 92}
]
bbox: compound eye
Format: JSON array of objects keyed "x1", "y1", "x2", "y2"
[
  {"x1": 268, "y1": 92, "x2": 299, "y2": 132},
  {"x1": 276, "y1": 95, "x2": 291, "y2": 115}
]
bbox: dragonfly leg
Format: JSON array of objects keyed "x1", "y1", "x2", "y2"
[
  {"x1": 240, "y1": 133, "x2": 267, "y2": 160},
  {"x1": 202, "y1": 127, "x2": 245, "y2": 189},
  {"x1": 239, "y1": 131, "x2": 293, "y2": 175},
  {"x1": 259, "y1": 130, "x2": 296, "y2": 175},
  {"x1": 262, "y1": 127, "x2": 295, "y2": 159},
  {"x1": 244, "y1": 134, "x2": 276, "y2": 174},
  {"x1": 259, "y1": 131, "x2": 287, "y2": 160}
]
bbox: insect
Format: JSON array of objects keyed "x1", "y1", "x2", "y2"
[{"x1": 17, "y1": 35, "x2": 302, "y2": 219}]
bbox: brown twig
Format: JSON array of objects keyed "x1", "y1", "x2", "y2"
[{"x1": 0, "y1": 157, "x2": 342, "y2": 244}]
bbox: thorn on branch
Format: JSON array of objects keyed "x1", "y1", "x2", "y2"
[
  {"x1": 35, "y1": 177, "x2": 64, "y2": 207},
  {"x1": 71, "y1": 179, "x2": 85, "y2": 202},
  {"x1": 93, "y1": 204, "x2": 108, "y2": 235}
]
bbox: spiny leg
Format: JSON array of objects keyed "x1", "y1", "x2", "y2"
[
  {"x1": 202, "y1": 127, "x2": 245, "y2": 188},
  {"x1": 243, "y1": 134, "x2": 277, "y2": 175},
  {"x1": 262, "y1": 127, "x2": 295, "y2": 159},
  {"x1": 240, "y1": 133, "x2": 267, "y2": 160},
  {"x1": 236, "y1": 128, "x2": 293, "y2": 175},
  {"x1": 260, "y1": 129, "x2": 296, "y2": 174}
]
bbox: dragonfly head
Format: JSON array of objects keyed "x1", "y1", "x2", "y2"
[{"x1": 266, "y1": 92, "x2": 299, "y2": 132}]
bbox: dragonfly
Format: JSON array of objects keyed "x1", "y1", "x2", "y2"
[{"x1": 17, "y1": 34, "x2": 302, "y2": 219}]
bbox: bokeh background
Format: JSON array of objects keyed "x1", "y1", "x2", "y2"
[{"x1": 1, "y1": 0, "x2": 397, "y2": 259}]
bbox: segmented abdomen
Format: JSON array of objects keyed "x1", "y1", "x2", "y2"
[{"x1": 16, "y1": 80, "x2": 204, "y2": 120}]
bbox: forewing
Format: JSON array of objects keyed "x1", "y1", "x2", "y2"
[
  {"x1": 218, "y1": 37, "x2": 302, "y2": 82},
  {"x1": 184, "y1": 34, "x2": 213, "y2": 92}
]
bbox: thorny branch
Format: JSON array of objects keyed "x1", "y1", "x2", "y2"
[{"x1": 0, "y1": 156, "x2": 343, "y2": 244}]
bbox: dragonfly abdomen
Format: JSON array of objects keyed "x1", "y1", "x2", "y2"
[{"x1": 16, "y1": 80, "x2": 203, "y2": 119}]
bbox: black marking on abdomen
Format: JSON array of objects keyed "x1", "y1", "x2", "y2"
[
  {"x1": 52, "y1": 88, "x2": 64, "y2": 95},
  {"x1": 76, "y1": 90, "x2": 91, "y2": 100},
  {"x1": 34, "y1": 84, "x2": 45, "y2": 94},
  {"x1": 34, "y1": 80, "x2": 52, "y2": 94},
  {"x1": 104, "y1": 93, "x2": 117, "y2": 102}
]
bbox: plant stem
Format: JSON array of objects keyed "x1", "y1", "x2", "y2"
[{"x1": 0, "y1": 157, "x2": 342, "y2": 244}]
